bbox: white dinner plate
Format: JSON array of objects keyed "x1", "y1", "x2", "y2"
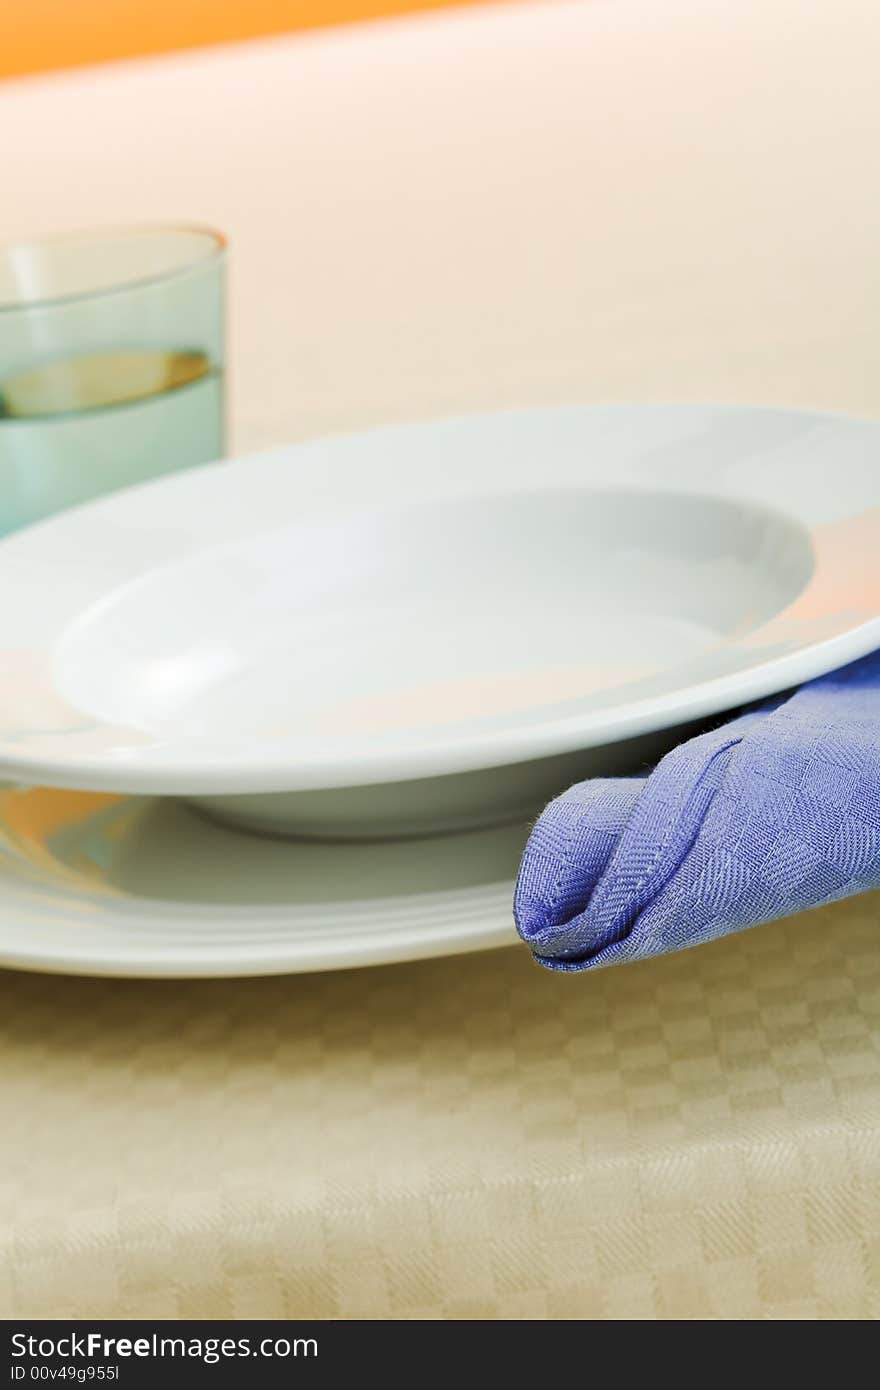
[
  {"x1": 0, "y1": 786, "x2": 521, "y2": 976},
  {"x1": 0, "y1": 403, "x2": 879, "y2": 838}
]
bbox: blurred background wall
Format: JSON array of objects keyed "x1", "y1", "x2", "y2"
[{"x1": 2, "y1": 0, "x2": 503, "y2": 78}]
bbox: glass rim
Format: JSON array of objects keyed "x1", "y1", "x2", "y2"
[{"x1": 0, "y1": 223, "x2": 226, "y2": 315}]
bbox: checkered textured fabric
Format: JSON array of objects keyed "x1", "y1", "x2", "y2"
[{"x1": 515, "y1": 652, "x2": 880, "y2": 971}]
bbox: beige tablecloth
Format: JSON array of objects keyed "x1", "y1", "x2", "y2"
[{"x1": 2, "y1": 0, "x2": 880, "y2": 1319}]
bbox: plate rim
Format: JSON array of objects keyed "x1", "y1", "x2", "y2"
[
  {"x1": 0, "y1": 855, "x2": 519, "y2": 979},
  {"x1": 0, "y1": 788, "x2": 521, "y2": 978}
]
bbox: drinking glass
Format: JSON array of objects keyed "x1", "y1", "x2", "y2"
[{"x1": 0, "y1": 225, "x2": 225, "y2": 535}]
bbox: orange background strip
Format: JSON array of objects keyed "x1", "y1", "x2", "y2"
[{"x1": 1, "y1": 1, "x2": 503, "y2": 79}]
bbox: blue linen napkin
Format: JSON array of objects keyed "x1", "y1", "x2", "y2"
[{"x1": 514, "y1": 651, "x2": 880, "y2": 971}]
